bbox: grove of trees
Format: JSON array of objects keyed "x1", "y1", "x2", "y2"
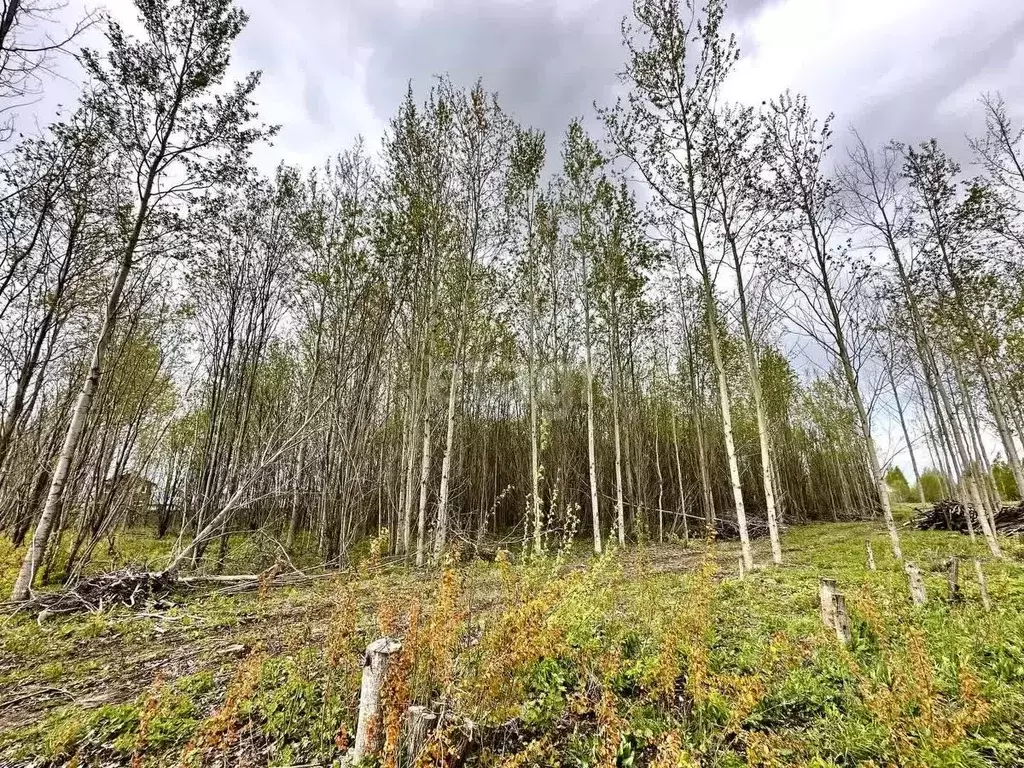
[{"x1": 3, "y1": 0, "x2": 1024, "y2": 599}]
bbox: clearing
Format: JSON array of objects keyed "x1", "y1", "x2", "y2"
[{"x1": 2, "y1": 511, "x2": 1024, "y2": 767}]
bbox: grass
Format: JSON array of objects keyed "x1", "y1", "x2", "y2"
[{"x1": 2, "y1": 507, "x2": 1024, "y2": 766}]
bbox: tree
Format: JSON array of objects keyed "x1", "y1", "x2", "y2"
[
  {"x1": 561, "y1": 118, "x2": 605, "y2": 553},
  {"x1": 763, "y1": 92, "x2": 904, "y2": 560},
  {"x1": 0, "y1": 0, "x2": 96, "y2": 141},
  {"x1": 992, "y1": 459, "x2": 1020, "y2": 501},
  {"x1": 918, "y1": 468, "x2": 950, "y2": 503},
  {"x1": 904, "y1": 141, "x2": 1024, "y2": 499},
  {"x1": 602, "y1": 0, "x2": 756, "y2": 568},
  {"x1": 885, "y1": 466, "x2": 912, "y2": 503},
  {"x1": 706, "y1": 102, "x2": 785, "y2": 563},
  {"x1": 11, "y1": 0, "x2": 270, "y2": 601},
  {"x1": 837, "y1": 133, "x2": 998, "y2": 553},
  {"x1": 507, "y1": 125, "x2": 547, "y2": 553}
]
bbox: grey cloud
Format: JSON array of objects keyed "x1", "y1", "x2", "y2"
[
  {"x1": 302, "y1": 67, "x2": 331, "y2": 128},
  {"x1": 225, "y1": 0, "x2": 1024, "y2": 172},
  {"x1": 848, "y1": 9, "x2": 1024, "y2": 161},
  {"x1": 346, "y1": 0, "x2": 773, "y2": 139},
  {"x1": 348, "y1": 0, "x2": 627, "y2": 143}
]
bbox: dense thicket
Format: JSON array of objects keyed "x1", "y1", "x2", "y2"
[{"x1": 3, "y1": 0, "x2": 1023, "y2": 595}]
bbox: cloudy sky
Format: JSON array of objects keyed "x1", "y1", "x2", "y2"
[
  {"x1": 223, "y1": 0, "x2": 1024, "y2": 169},
  {"x1": 34, "y1": 0, "x2": 1024, "y2": 172}
]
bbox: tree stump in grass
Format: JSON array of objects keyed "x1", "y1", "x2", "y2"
[
  {"x1": 406, "y1": 705, "x2": 438, "y2": 765},
  {"x1": 351, "y1": 637, "x2": 402, "y2": 763},
  {"x1": 832, "y1": 593, "x2": 852, "y2": 644},
  {"x1": 819, "y1": 578, "x2": 837, "y2": 629},
  {"x1": 974, "y1": 559, "x2": 991, "y2": 611},
  {"x1": 818, "y1": 578, "x2": 851, "y2": 644},
  {"x1": 904, "y1": 562, "x2": 927, "y2": 606},
  {"x1": 947, "y1": 557, "x2": 962, "y2": 603},
  {"x1": 865, "y1": 540, "x2": 875, "y2": 571}
]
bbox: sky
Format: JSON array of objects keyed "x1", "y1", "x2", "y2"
[
  {"x1": 16, "y1": 0, "x2": 1024, "y2": 474},
  {"x1": 30, "y1": 0, "x2": 1024, "y2": 172},
  {"x1": 223, "y1": 0, "x2": 1024, "y2": 171}
]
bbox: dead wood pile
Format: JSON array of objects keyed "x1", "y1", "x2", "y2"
[
  {"x1": 912, "y1": 499, "x2": 1024, "y2": 536},
  {"x1": 9, "y1": 566, "x2": 178, "y2": 616}
]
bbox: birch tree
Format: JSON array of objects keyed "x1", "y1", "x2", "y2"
[
  {"x1": 602, "y1": 0, "x2": 755, "y2": 567},
  {"x1": 11, "y1": 0, "x2": 269, "y2": 600},
  {"x1": 762, "y1": 93, "x2": 903, "y2": 560}
]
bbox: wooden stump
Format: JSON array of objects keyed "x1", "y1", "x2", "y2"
[
  {"x1": 819, "y1": 578, "x2": 837, "y2": 630},
  {"x1": 974, "y1": 559, "x2": 991, "y2": 612},
  {"x1": 738, "y1": 556, "x2": 746, "y2": 580},
  {"x1": 406, "y1": 705, "x2": 438, "y2": 765},
  {"x1": 865, "y1": 540, "x2": 875, "y2": 571},
  {"x1": 905, "y1": 562, "x2": 927, "y2": 606},
  {"x1": 946, "y1": 557, "x2": 961, "y2": 603},
  {"x1": 833, "y1": 593, "x2": 852, "y2": 644},
  {"x1": 351, "y1": 637, "x2": 402, "y2": 763}
]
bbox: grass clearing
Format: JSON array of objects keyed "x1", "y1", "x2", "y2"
[{"x1": 2, "y1": 511, "x2": 1024, "y2": 766}]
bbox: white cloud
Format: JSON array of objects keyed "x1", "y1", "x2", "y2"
[{"x1": 727, "y1": 0, "x2": 1021, "y2": 125}]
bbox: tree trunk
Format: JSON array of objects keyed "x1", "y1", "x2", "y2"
[
  {"x1": 888, "y1": 368, "x2": 925, "y2": 504},
  {"x1": 727, "y1": 236, "x2": 782, "y2": 564},
  {"x1": 11, "y1": 252, "x2": 134, "y2": 600},
  {"x1": 351, "y1": 638, "x2": 402, "y2": 764},
  {"x1": 433, "y1": 332, "x2": 464, "y2": 566},
  {"x1": 415, "y1": 404, "x2": 432, "y2": 568},
  {"x1": 670, "y1": 413, "x2": 689, "y2": 543}
]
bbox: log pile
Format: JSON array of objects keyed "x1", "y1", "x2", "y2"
[
  {"x1": 13, "y1": 567, "x2": 178, "y2": 615},
  {"x1": 715, "y1": 516, "x2": 772, "y2": 540},
  {"x1": 912, "y1": 500, "x2": 1024, "y2": 536},
  {"x1": 995, "y1": 502, "x2": 1024, "y2": 535}
]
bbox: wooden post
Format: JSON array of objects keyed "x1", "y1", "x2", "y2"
[
  {"x1": 865, "y1": 540, "x2": 875, "y2": 571},
  {"x1": 738, "y1": 556, "x2": 745, "y2": 580},
  {"x1": 351, "y1": 637, "x2": 402, "y2": 763},
  {"x1": 833, "y1": 593, "x2": 852, "y2": 644},
  {"x1": 819, "y1": 578, "x2": 837, "y2": 629},
  {"x1": 946, "y1": 557, "x2": 961, "y2": 603},
  {"x1": 974, "y1": 559, "x2": 991, "y2": 611},
  {"x1": 405, "y1": 705, "x2": 438, "y2": 765},
  {"x1": 905, "y1": 562, "x2": 927, "y2": 606}
]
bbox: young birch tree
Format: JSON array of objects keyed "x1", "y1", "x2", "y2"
[
  {"x1": 602, "y1": 0, "x2": 755, "y2": 567},
  {"x1": 561, "y1": 119, "x2": 605, "y2": 553},
  {"x1": 507, "y1": 127, "x2": 547, "y2": 553},
  {"x1": 762, "y1": 93, "x2": 903, "y2": 560},
  {"x1": 706, "y1": 103, "x2": 784, "y2": 563},
  {"x1": 12, "y1": 0, "x2": 269, "y2": 600}
]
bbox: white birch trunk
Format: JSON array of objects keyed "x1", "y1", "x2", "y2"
[
  {"x1": 415, "y1": 407, "x2": 432, "y2": 569},
  {"x1": 610, "y1": 336, "x2": 626, "y2": 547},
  {"x1": 671, "y1": 414, "x2": 689, "y2": 544},
  {"x1": 432, "y1": 344, "x2": 462, "y2": 565},
  {"x1": 707, "y1": 310, "x2": 752, "y2": 570},
  {"x1": 728, "y1": 237, "x2": 781, "y2": 563},
  {"x1": 584, "y1": 303, "x2": 601, "y2": 554}
]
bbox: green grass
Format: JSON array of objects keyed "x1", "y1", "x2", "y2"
[{"x1": 2, "y1": 515, "x2": 1024, "y2": 766}]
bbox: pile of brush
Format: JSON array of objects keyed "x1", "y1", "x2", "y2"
[
  {"x1": 9, "y1": 566, "x2": 177, "y2": 616},
  {"x1": 993, "y1": 502, "x2": 1024, "y2": 535},
  {"x1": 912, "y1": 499, "x2": 1024, "y2": 536},
  {"x1": 912, "y1": 499, "x2": 976, "y2": 532},
  {"x1": 713, "y1": 515, "x2": 772, "y2": 540}
]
